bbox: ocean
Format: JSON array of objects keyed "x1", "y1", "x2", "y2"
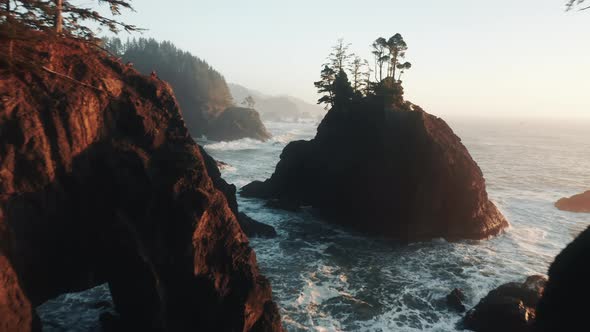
[{"x1": 38, "y1": 116, "x2": 590, "y2": 331}]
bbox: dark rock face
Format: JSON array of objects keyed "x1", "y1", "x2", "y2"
[
  {"x1": 535, "y1": 226, "x2": 590, "y2": 332},
  {"x1": 446, "y1": 288, "x2": 467, "y2": 312},
  {"x1": 238, "y1": 212, "x2": 277, "y2": 238},
  {"x1": 241, "y1": 103, "x2": 508, "y2": 242},
  {"x1": 199, "y1": 146, "x2": 277, "y2": 238},
  {"x1": 207, "y1": 107, "x2": 271, "y2": 142},
  {"x1": 555, "y1": 190, "x2": 590, "y2": 213},
  {"x1": 0, "y1": 37, "x2": 282, "y2": 331},
  {"x1": 463, "y1": 275, "x2": 546, "y2": 332}
]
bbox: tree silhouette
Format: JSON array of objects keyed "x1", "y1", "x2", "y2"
[
  {"x1": 349, "y1": 56, "x2": 366, "y2": 94},
  {"x1": 384, "y1": 34, "x2": 408, "y2": 80},
  {"x1": 329, "y1": 38, "x2": 352, "y2": 72},
  {"x1": 567, "y1": 0, "x2": 590, "y2": 10},
  {"x1": 372, "y1": 37, "x2": 388, "y2": 81},
  {"x1": 332, "y1": 70, "x2": 354, "y2": 107},
  {"x1": 314, "y1": 65, "x2": 337, "y2": 109},
  {"x1": 396, "y1": 62, "x2": 412, "y2": 82},
  {"x1": 242, "y1": 95, "x2": 256, "y2": 108}
]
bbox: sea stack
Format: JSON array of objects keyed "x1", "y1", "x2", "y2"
[
  {"x1": 241, "y1": 99, "x2": 508, "y2": 242},
  {"x1": 555, "y1": 190, "x2": 590, "y2": 213},
  {"x1": 0, "y1": 36, "x2": 282, "y2": 331}
]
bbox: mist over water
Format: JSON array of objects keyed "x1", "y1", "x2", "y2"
[{"x1": 38, "y1": 117, "x2": 590, "y2": 331}]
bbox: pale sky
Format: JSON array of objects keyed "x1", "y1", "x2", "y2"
[{"x1": 105, "y1": 0, "x2": 590, "y2": 119}]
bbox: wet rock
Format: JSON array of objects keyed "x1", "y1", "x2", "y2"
[
  {"x1": 0, "y1": 35, "x2": 282, "y2": 331},
  {"x1": 238, "y1": 212, "x2": 277, "y2": 238},
  {"x1": 555, "y1": 190, "x2": 590, "y2": 213},
  {"x1": 199, "y1": 146, "x2": 277, "y2": 238},
  {"x1": 535, "y1": 226, "x2": 590, "y2": 332},
  {"x1": 241, "y1": 101, "x2": 508, "y2": 242},
  {"x1": 463, "y1": 275, "x2": 547, "y2": 332},
  {"x1": 446, "y1": 288, "x2": 466, "y2": 312},
  {"x1": 216, "y1": 160, "x2": 231, "y2": 170}
]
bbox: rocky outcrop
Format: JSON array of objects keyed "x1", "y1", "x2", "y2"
[
  {"x1": 241, "y1": 102, "x2": 508, "y2": 242},
  {"x1": 555, "y1": 190, "x2": 590, "y2": 213},
  {"x1": 446, "y1": 288, "x2": 467, "y2": 312},
  {"x1": 0, "y1": 36, "x2": 282, "y2": 331},
  {"x1": 463, "y1": 275, "x2": 547, "y2": 332},
  {"x1": 535, "y1": 226, "x2": 590, "y2": 332},
  {"x1": 207, "y1": 107, "x2": 271, "y2": 142},
  {"x1": 199, "y1": 146, "x2": 277, "y2": 238}
]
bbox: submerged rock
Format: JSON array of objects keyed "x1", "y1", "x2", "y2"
[
  {"x1": 241, "y1": 102, "x2": 508, "y2": 242},
  {"x1": 207, "y1": 106, "x2": 271, "y2": 142},
  {"x1": 463, "y1": 275, "x2": 546, "y2": 332},
  {"x1": 446, "y1": 288, "x2": 467, "y2": 312},
  {"x1": 555, "y1": 190, "x2": 590, "y2": 213},
  {"x1": 0, "y1": 36, "x2": 282, "y2": 331},
  {"x1": 535, "y1": 226, "x2": 590, "y2": 332}
]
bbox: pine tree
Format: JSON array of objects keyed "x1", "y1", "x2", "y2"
[{"x1": 314, "y1": 65, "x2": 337, "y2": 109}]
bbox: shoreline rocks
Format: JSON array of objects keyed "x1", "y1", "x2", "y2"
[
  {"x1": 555, "y1": 190, "x2": 590, "y2": 213},
  {"x1": 241, "y1": 102, "x2": 508, "y2": 242},
  {"x1": 0, "y1": 36, "x2": 282, "y2": 331},
  {"x1": 463, "y1": 275, "x2": 547, "y2": 332}
]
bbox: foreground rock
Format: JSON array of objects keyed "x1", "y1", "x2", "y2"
[
  {"x1": 535, "y1": 226, "x2": 590, "y2": 332},
  {"x1": 207, "y1": 106, "x2": 271, "y2": 142},
  {"x1": 0, "y1": 36, "x2": 282, "y2": 331},
  {"x1": 199, "y1": 146, "x2": 277, "y2": 238},
  {"x1": 463, "y1": 275, "x2": 547, "y2": 332},
  {"x1": 555, "y1": 190, "x2": 590, "y2": 213},
  {"x1": 241, "y1": 102, "x2": 508, "y2": 242}
]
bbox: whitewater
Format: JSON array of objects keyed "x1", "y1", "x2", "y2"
[{"x1": 38, "y1": 117, "x2": 590, "y2": 332}]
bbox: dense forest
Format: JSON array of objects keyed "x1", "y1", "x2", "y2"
[{"x1": 103, "y1": 37, "x2": 234, "y2": 137}]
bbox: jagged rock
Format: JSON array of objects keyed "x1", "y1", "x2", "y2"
[
  {"x1": 238, "y1": 212, "x2": 277, "y2": 238},
  {"x1": 0, "y1": 36, "x2": 282, "y2": 331},
  {"x1": 555, "y1": 190, "x2": 590, "y2": 213},
  {"x1": 463, "y1": 275, "x2": 547, "y2": 332},
  {"x1": 241, "y1": 102, "x2": 508, "y2": 242},
  {"x1": 535, "y1": 226, "x2": 590, "y2": 332},
  {"x1": 207, "y1": 107, "x2": 271, "y2": 142},
  {"x1": 199, "y1": 146, "x2": 277, "y2": 238},
  {"x1": 447, "y1": 288, "x2": 467, "y2": 312}
]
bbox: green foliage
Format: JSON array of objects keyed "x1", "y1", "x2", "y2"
[{"x1": 103, "y1": 37, "x2": 233, "y2": 134}]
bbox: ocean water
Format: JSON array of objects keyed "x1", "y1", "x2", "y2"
[{"x1": 38, "y1": 117, "x2": 590, "y2": 331}]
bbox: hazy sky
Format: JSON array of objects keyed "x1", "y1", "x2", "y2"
[{"x1": 108, "y1": 0, "x2": 589, "y2": 119}]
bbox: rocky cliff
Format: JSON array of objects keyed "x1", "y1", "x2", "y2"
[
  {"x1": 0, "y1": 36, "x2": 282, "y2": 331},
  {"x1": 241, "y1": 101, "x2": 508, "y2": 242},
  {"x1": 463, "y1": 226, "x2": 590, "y2": 332}
]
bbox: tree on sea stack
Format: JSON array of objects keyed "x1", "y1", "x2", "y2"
[
  {"x1": 314, "y1": 65, "x2": 337, "y2": 109},
  {"x1": 242, "y1": 95, "x2": 256, "y2": 108},
  {"x1": 314, "y1": 34, "x2": 412, "y2": 110}
]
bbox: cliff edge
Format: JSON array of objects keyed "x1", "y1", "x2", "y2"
[{"x1": 0, "y1": 36, "x2": 282, "y2": 331}]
